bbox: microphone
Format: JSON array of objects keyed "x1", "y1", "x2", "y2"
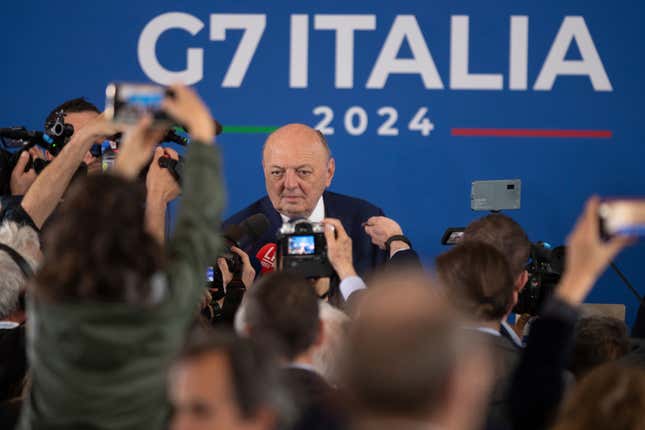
[
  {"x1": 225, "y1": 213, "x2": 270, "y2": 248},
  {"x1": 256, "y1": 243, "x2": 277, "y2": 274}
]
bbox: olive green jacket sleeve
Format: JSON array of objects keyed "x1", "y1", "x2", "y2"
[
  {"x1": 18, "y1": 141, "x2": 225, "y2": 430},
  {"x1": 165, "y1": 140, "x2": 225, "y2": 314}
]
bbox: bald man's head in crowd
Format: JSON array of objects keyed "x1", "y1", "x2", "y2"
[{"x1": 262, "y1": 124, "x2": 335, "y2": 219}]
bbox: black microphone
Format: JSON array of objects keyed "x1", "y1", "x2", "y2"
[{"x1": 225, "y1": 213, "x2": 270, "y2": 248}]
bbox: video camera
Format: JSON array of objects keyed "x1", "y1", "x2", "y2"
[
  {"x1": 0, "y1": 111, "x2": 75, "y2": 195},
  {"x1": 276, "y1": 219, "x2": 334, "y2": 278},
  {"x1": 514, "y1": 241, "x2": 565, "y2": 315}
]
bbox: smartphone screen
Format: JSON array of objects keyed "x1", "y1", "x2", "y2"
[
  {"x1": 288, "y1": 235, "x2": 316, "y2": 255},
  {"x1": 599, "y1": 200, "x2": 645, "y2": 237},
  {"x1": 105, "y1": 83, "x2": 167, "y2": 124}
]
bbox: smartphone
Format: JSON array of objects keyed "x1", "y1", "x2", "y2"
[
  {"x1": 104, "y1": 82, "x2": 170, "y2": 124},
  {"x1": 599, "y1": 199, "x2": 645, "y2": 239}
]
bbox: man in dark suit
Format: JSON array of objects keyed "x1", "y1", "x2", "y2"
[
  {"x1": 462, "y1": 213, "x2": 532, "y2": 348},
  {"x1": 242, "y1": 272, "x2": 345, "y2": 430},
  {"x1": 224, "y1": 124, "x2": 390, "y2": 278},
  {"x1": 436, "y1": 241, "x2": 522, "y2": 429}
]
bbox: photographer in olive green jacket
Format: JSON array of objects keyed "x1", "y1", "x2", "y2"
[{"x1": 18, "y1": 85, "x2": 224, "y2": 430}]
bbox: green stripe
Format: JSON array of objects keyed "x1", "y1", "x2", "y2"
[{"x1": 223, "y1": 125, "x2": 279, "y2": 134}]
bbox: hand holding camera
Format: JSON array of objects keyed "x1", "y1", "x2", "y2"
[
  {"x1": 146, "y1": 147, "x2": 181, "y2": 203},
  {"x1": 115, "y1": 115, "x2": 167, "y2": 179},
  {"x1": 10, "y1": 151, "x2": 38, "y2": 195},
  {"x1": 161, "y1": 84, "x2": 215, "y2": 144},
  {"x1": 217, "y1": 246, "x2": 256, "y2": 290},
  {"x1": 323, "y1": 217, "x2": 357, "y2": 281}
]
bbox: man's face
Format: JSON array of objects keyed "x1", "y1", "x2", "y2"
[
  {"x1": 263, "y1": 125, "x2": 335, "y2": 219},
  {"x1": 169, "y1": 352, "x2": 271, "y2": 430},
  {"x1": 58, "y1": 111, "x2": 102, "y2": 174}
]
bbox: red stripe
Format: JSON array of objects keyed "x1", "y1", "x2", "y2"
[{"x1": 451, "y1": 128, "x2": 612, "y2": 138}]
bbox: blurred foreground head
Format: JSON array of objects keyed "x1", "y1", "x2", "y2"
[
  {"x1": 343, "y1": 271, "x2": 493, "y2": 430},
  {"x1": 170, "y1": 329, "x2": 290, "y2": 430},
  {"x1": 35, "y1": 175, "x2": 163, "y2": 303},
  {"x1": 552, "y1": 363, "x2": 645, "y2": 430}
]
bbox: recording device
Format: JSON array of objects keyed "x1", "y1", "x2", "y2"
[
  {"x1": 471, "y1": 179, "x2": 521, "y2": 211},
  {"x1": 277, "y1": 219, "x2": 334, "y2": 278},
  {"x1": 256, "y1": 243, "x2": 277, "y2": 274},
  {"x1": 158, "y1": 155, "x2": 184, "y2": 184},
  {"x1": 105, "y1": 82, "x2": 224, "y2": 136},
  {"x1": 43, "y1": 110, "x2": 75, "y2": 156},
  {"x1": 441, "y1": 227, "x2": 465, "y2": 245},
  {"x1": 0, "y1": 122, "x2": 71, "y2": 195},
  {"x1": 514, "y1": 242, "x2": 565, "y2": 315},
  {"x1": 105, "y1": 82, "x2": 171, "y2": 125},
  {"x1": 599, "y1": 199, "x2": 645, "y2": 240},
  {"x1": 206, "y1": 213, "x2": 270, "y2": 298}
]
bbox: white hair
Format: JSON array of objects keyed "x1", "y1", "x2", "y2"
[
  {"x1": 312, "y1": 301, "x2": 350, "y2": 386},
  {"x1": 0, "y1": 221, "x2": 40, "y2": 319}
]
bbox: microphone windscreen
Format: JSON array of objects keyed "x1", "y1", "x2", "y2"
[
  {"x1": 256, "y1": 243, "x2": 277, "y2": 274},
  {"x1": 240, "y1": 213, "x2": 270, "y2": 242},
  {"x1": 223, "y1": 224, "x2": 244, "y2": 243}
]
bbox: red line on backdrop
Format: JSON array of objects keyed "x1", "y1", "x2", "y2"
[{"x1": 451, "y1": 128, "x2": 613, "y2": 138}]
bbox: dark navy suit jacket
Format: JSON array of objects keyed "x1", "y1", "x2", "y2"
[{"x1": 223, "y1": 190, "x2": 388, "y2": 277}]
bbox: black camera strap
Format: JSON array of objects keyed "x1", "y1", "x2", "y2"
[{"x1": 0, "y1": 243, "x2": 33, "y2": 278}]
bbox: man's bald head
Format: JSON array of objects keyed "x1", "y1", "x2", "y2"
[
  {"x1": 262, "y1": 124, "x2": 335, "y2": 219},
  {"x1": 262, "y1": 124, "x2": 330, "y2": 162}
]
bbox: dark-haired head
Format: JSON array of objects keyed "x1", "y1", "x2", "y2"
[
  {"x1": 436, "y1": 241, "x2": 515, "y2": 322},
  {"x1": 462, "y1": 213, "x2": 530, "y2": 280},
  {"x1": 44, "y1": 97, "x2": 100, "y2": 128},
  {"x1": 243, "y1": 272, "x2": 320, "y2": 361},
  {"x1": 35, "y1": 174, "x2": 163, "y2": 304}
]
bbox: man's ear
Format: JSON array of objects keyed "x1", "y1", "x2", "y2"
[
  {"x1": 515, "y1": 270, "x2": 529, "y2": 293},
  {"x1": 325, "y1": 157, "x2": 335, "y2": 187}
]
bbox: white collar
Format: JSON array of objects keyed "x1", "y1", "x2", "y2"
[
  {"x1": 286, "y1": 362, "x2": 319, "y2": 374},
  {"x1": 280, "y1": 196, "x2": 325, "y2": 224},
  {"x1": 0, "y1": 321, "x2": 20, "y2": 329},
  {"x1": 469, "y1": 326, "x2": 501, "y2": 337},
  {"x1": 501, "y1": 320, "x2": 524, "y2": 347}
]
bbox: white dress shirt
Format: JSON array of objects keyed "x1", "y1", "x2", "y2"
[{"x1": 280, "y1": 196, "x2": 325, "y2": 223}]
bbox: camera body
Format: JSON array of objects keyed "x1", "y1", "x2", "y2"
[
  {"x1": 514, "y1": 242, "x2": 565, "y2": 315},
  {"x1": 277, "y1": 219, "x2": 334, "y2": 278},
  {"x1": 43, "y1": 110, "x2": 74, "y2": 156}
]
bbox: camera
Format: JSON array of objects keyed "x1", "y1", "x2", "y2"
[
  {"x1": 43, "y1": 110, "x2": 75, "y2": 156},
  {"x1": 514, "y1": 241, "x2": 565, "y2": 315},
  {"x1": 105, "y1": 82, "x2": 171, "y2": 125},
  {"x1": 277, "y1": 219, "x2": 334, "y2": 278}
]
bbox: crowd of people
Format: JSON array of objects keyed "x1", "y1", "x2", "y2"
[{"x1": 0, "y1": 85, "x2": 644, "y2": 430}]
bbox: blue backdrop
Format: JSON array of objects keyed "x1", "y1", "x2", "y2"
[{"x1": 1, "y1": 0, "x2": 644, "y2": 324}]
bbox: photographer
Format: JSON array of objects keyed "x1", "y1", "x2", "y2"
[
  {"x1": 143, "y1": 147, "x2": 181, "y2": 244},
  {"x1": 509, "y1": 196, "x2": 632, "y2": 430},
  {"x1": 8, "y1": 149, "x2": 39, "y2": 196},
  {"x1": 17, "y1": 84, "x2": 224, "y2": 430},
  {"x1": 204, "y1": 245, "x2": 256, "y2": 325}
]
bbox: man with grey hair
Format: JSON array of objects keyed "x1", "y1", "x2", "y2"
[
  {"x1": 0, "y1": 220, "x2": 40, "y2": 417},
  {"x1": 0, "y1": 221, "x2": 40, "y2": 325}
]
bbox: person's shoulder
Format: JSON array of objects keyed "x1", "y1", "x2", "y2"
[
  {"x1": 324, "y1": 191, "x2": 383, "y2": 216},
  {"x1": 224, "y1": 196, "x2": 272, "y2": 226}
]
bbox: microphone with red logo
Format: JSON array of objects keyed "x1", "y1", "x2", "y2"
[{"x1": 256, "y1": 243, "x2": 277, "y2": 274}]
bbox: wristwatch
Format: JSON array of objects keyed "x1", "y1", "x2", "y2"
[{"x1": 385, "y1": 235, "x2": 412, "y2": 254}]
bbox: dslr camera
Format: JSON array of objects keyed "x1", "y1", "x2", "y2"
[
  {"x1": 514, "y1": 241, "x2": 565, "y2": 315},
  {"x1": 277, "y1": 219, "x2": 334, "y2": 278}
]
